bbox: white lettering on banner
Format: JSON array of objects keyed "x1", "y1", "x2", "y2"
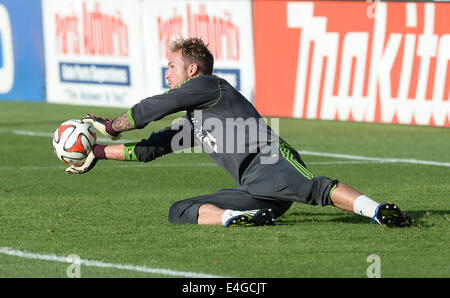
[
  {"x1": 55, "y1": 2, "x2": 129, "y2": 57},
  {"x1": 287, "y1": 2, "x2": 450, "y2": 126},
  {"x1": 60, "y1": 63, "x2": 129, "y2": 85},
  {"x1": 0, "y1": 4, "x2": 14, "y2": 93},
  {"x1": 158, "y1": 3, "x2": 240, "y2": 61}
]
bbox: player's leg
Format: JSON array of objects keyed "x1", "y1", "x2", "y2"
[
  {"x1": 301, "y1": 173, "x2": 414, "y2": 227},
  {"x1": 251, "y1": 142, "x2": 413, "y2": 227},
  {"x1": 330, "y1": 182, "x2": 413, "y2": 227},
  {"x1": 329, "y1": 182, "x2": 381, "y2": 219},
  {"x1": 198, "y1": 204, "x2": 280, "y2": 227},
  {"x1": 197, "y1": 204, "x2": 225, "y2": 225},
  {"x1": 328, "y1": 182, "x2": 362, "y2": 211},
  {"x1": 168, "y1": 187, "x2": 292, "y2": 226},
  {"x1": 292, "y1": 171, "x2": 413, "y2": 227}
]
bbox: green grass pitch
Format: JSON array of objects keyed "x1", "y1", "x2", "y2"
[{"x1": 0, "y1": 101, "x2": 449, "y2": 278}]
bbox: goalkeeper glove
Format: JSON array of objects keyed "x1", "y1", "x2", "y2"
[
  {"x1": 82, "y1": 113, "x2": 121, "y2": 140},
  {"x1": 65, "y1": 151, "x2": 98, "y2": 174}
]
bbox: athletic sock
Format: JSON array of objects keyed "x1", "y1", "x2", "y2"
[
  {"x1": 221, "y1": 209, "x2": 245, "y2": 226},
  {"x1": 353, "y1": 195, "x2": 380, "y2": 218}
]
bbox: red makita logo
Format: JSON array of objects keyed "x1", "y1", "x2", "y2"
[
  {"x1": 158, "y1": 3, "x2": 240, "y2": 61},
  {"x1": 280, "y1": 2, "x2": 450, "y2": 126},
  {"x1": 55, "y1": 2, "x2": 129, "y2": 57}
]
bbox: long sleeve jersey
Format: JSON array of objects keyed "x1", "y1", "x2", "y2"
[{"x1": 128, "y1": 75, "x2": 282, "y2": 184}]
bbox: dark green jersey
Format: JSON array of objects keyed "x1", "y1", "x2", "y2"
[{"x1": 129, "y1": 75, "x2": 281, "y2": 183}]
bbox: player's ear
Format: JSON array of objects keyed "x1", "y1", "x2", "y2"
[{"x1": 187, "y1": 63, "x2": 199, "y2": 77}]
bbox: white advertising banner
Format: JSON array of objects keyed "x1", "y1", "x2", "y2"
[
  {"x1": 42, "y1": 0, "x2": 146, "y2": 108},
  {"x1": 142, "y1": 0, "x2": 255, "y2": 102}
]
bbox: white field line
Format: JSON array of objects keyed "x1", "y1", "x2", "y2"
[
  {"x1": 0, "y1": 163, "x2": 216, "y2": 171},
  {"x1": 7, "y1": 129, "x2": 133, "y2": 143},
  {"x1": 298, "y1": 150, "x2": 450, "y2": 167},
  {"x1": 0, "y1": 247, "x2": 226, "y2": 278},
  {"x1": 2, "y1": 129, "x2": 450, "y2": 168}
]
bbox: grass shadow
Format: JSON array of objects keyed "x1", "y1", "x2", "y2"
[
  {"x1": 276, "y1": 209, "x2": 450, "y2": 228},
  {"x1": 404, "y1": 210, "x2": 450, "y2": 228},
  {"x1": 276, "y1": 211, "x2": 368, "y2": 225}
]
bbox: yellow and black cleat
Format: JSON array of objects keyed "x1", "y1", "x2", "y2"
[
  {"x1": 371, "y1": 202, "x2": 413, "y2": 227},
  {"x1": 225, "y1": 209, "x2": 275, "y2": 227}
]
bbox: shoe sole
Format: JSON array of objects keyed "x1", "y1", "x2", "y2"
[{"x1": 376, "y1": 203, "x2": 413, "y2": 227}]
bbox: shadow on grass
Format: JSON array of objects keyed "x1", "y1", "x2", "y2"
[
  {"x1": 276, "y1": 210, "x2": 450, "y2": 228},
  {"x1": 405, "y1": 210, "x2": 450, "y2": 228},
  {"x1": 277, "y1": 211, "x2": 368, "y2": 225}
]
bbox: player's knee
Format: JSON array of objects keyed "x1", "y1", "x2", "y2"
[
  {"x1": 168, "y1": 202, "x2": 183, "y2": 224},
  {"x1": 311, "y1": 177, "x2": 338, "y2": 206},
  {"x1": 168, "y1": 200, "x2": 199, "y2": 225}
]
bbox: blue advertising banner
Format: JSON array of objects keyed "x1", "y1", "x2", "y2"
[{"x1": 0, "y1": 0, "x2": 45, "y2": 101}]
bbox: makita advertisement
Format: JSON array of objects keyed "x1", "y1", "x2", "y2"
[
  {"x1": 0, "y1": 0, "x2": 45, "y2": 101},
  {"x1": 254, "y1": 1, "x2": 450, "y2": 127},
  {"x1": 142, "y1": 0, "x2": 254, "y2": 102},
  {"x1": 42, "y1": 0, "x2": 146, "y2": 107},
  {"x1": 3, "y1": 0, "x2": 449, "y2": 128}
]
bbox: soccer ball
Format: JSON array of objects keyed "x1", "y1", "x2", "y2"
[{"x1": 53, "y1": 119, "x2": 97, "y2": 166}]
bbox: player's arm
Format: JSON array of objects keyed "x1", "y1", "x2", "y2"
[
  {"x1": 111, "y1": 111, "x2": 135, "y2": 133},
  {"x1": 84, "y1": 76, "x2": 219, "y2": 139},
  {"x1": 111, "y1": 116, "x2": 195, "y2": 162},
  {"x1": 129, "y1": 76, "x2": 221, "y2": 129},
  {"x1": 66, "y1": 117, "x2": 195, "y2": 174},
  {"x1": 82, "y1": 110, "x2": 135, "y2": 141}
]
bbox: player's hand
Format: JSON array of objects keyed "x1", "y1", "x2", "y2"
[
  {"x1": 82, "y1": 113, "x2": 121, "y2": 141},
  {"x1": 65, "y1": 151, "x2": 98, "y2": 174}
]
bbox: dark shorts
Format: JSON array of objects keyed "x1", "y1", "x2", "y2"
[{"x1": 168, "y1": 143, "x2": 338, "y2": 224}]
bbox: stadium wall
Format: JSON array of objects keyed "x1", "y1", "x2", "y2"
[{"x1": 0, "y1": 0, "x2": 449, "y2": 127}]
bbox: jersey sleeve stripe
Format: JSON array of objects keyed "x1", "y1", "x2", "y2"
[
  {"x1": 127, "y1": 107, "x2": 136, "y2": 128},
  {"x1": 205, "y1": 78, "x2": 223, "y2": 109}
]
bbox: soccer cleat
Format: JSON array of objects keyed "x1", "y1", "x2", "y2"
[
  {"x1": 224, "y1": 209, "x2": 275, "y2": 227},
  {"x1": 371, "y1": 202, "x2": 413, "y2": 227}
]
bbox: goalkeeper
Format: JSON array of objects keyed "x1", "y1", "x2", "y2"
[{"x1": 67, "y1": 38, "x2": 412, "y2": 228}]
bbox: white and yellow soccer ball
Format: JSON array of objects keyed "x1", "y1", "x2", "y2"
[{"x1": 53, "y1": 119, "x2": 97, "y2": 166}]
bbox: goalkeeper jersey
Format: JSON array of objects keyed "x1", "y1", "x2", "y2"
[{"x1": 128, "y1": 75, "x2": 283, "y2": 184}]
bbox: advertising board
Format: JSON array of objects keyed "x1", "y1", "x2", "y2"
[
  {"x1": 42, "y1": 0, "x2": 146, "y2": 107},
  {"x1": 254, "y1": 1, "x2": 450, "y2": 127},
  {"x1": 142, "y1": 0, "x2": 255, "y2": 102}
]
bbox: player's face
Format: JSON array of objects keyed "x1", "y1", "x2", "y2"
[{"x1": 166, "y1": 50, "x2": 189, "y2": 89}]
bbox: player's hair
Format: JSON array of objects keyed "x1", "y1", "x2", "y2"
[{"x1": 170, "y1": 38, "x2": 214, "y2": 75}]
